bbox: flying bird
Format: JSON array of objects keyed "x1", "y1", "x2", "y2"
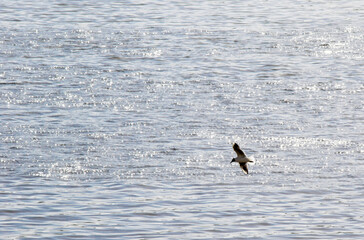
[{"x1": 230, "y1": 143, "x2": 253, "y2": 174}]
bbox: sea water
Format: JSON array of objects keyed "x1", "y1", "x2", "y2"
[{"x1": 1, "y1": 0, "x2": 363, "y2": 239}]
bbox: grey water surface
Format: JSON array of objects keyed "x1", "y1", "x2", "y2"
[{"x1": 1, "y1": 0, "x2": 364, "y2": 239}]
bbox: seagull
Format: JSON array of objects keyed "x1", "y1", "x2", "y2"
[{"x1": 230, "y1": 143, "x2": 253, "y2": 174}]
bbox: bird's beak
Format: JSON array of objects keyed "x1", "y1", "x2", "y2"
[{"x1": 230, "y1": 159, "x2": 234, "y2": 164}]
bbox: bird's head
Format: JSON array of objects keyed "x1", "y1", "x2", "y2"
[{"x1": 230, "y1": 158, "x2": 235, "y2": 164}]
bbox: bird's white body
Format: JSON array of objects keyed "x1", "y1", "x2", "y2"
[{"x1": 234, "y1": 156, "x2": 253, "y2": 164}]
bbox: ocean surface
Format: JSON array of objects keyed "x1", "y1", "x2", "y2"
[{"x1": 1, "y1": 0, "x2": 364, "y2": 239}]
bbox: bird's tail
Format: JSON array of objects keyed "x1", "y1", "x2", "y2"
[{"x1": 248, "y1": 156, "x2": 255, "y2": 164}]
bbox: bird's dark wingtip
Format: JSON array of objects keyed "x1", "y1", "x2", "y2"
[{"x1": 239, "y1": 162, "x2": 249, "y2": 174}]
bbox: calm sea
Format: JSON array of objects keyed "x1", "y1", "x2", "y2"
[{"x1": 1, "y1": 0, "x2": 363, "y2": 239}]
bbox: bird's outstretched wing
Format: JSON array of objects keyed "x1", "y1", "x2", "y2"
[
  {"x1": 239, "y1": 162, "x2": 249, "y2": 174},
  {"x1": 233, "y1": 143, "x2": 246, "y2": 157}
]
